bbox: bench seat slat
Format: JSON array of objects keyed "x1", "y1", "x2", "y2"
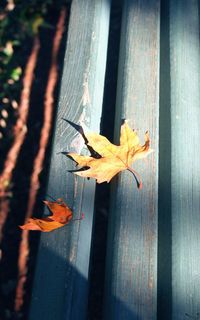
[
  {"x1": 29, "y1": 1, "x2": 111, "y2": 319},
  {"x1": 104, "y1": 0, "x2": 160, "y2": 319},
  {"x1": 170, "y1": 0, "x2": 200, "y2": 318}
]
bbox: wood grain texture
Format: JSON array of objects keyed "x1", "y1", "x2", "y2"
[
  {"x1": 104, "y1": 0, "x2": 160, "y2": 319},
  {"x1": 170, "y1": 1, "x2": 200, "y2": 319},
  {"x1": 29, "y1": 1, "x2": 110, "y2": 319}
]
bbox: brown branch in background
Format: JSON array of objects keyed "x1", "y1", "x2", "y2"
[
  {"x1": 14, "y1": 8, "x2": 67, "y2": 313},
  {"x1": 0, "y1": 36, "x2": 40, "y2": 242}
]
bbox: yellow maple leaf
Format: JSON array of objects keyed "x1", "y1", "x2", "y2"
[{"x1": 67, "y1": 122, "x2": 153, "y2": 188}]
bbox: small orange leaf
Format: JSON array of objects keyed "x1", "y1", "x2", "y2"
[
  {"x1": 43, "y1": 198, "x2": 72, "y2": 224},
  {"x1": 20, "y1": 199, "x2": 73, "y2": 232}
]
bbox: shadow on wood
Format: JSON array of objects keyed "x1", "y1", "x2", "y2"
[
  {"x1": 29, "y1": 243, "x2": 140, "y2": 320},
  {"x1": 157, "y1": 0, "x2": 172, "y2": 318}
]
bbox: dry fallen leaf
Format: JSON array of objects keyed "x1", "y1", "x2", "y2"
[
  {"x1": 20, "y1": 199, "x2": 73, "y2": 232},
  {"x1": 66, "y1": 121, "x2": 153, "y2": 189}
]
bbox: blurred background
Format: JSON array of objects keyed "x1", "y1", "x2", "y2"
[{"x1": 0, "y1": 1, "x2": 69, "y2": 319}]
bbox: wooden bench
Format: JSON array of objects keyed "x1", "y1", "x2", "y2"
[{"x1": 29, "y1": 0, "x2": 200, "y2": 319}]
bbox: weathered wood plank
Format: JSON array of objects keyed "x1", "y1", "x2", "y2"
[
  {"x1": 170, "y1": 0, "x2": 200, "y2": 319},
  {"x1": 29, "y1": 1, "x2": 111, "y2": 319},
  {"x1": 104, "y1": 1, "x2": 160, "y2": 319}
]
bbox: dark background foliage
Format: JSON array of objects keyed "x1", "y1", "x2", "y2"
[{"x1": 0, "y1": 1, "x2": 68, "y2": 319}]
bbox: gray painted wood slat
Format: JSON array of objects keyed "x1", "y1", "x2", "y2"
[
  {"x1": 104, "y1": 1, "x2": 160, "y2": 319},
  {"x1": 29, "y1": 1, "x2": 110, "y2": 319},
  {"x1": 170, "y1": 0, "x2": 200, "y2": 319}
]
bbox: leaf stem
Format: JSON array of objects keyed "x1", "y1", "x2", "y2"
[
  {"x1": 127, "y1": 167, "x2": 143, "y2": 189},
  {"x1": 71, "y1": 213, "x2": 85, "y2": 222}
]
